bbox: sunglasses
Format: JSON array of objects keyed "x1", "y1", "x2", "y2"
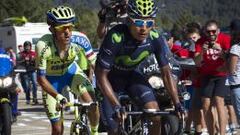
[
  {"x1": 206, "y1": 30, "x2": 217, "y2": 34},
  {"x1": 131, "y1": 18, "x2": 155, "y2": 28},
  {"x1": 55, "y1": 24, "x2": 74, "y2": 31}
]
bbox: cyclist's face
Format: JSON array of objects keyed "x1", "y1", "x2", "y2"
[
  {"x1": 54, "y1": 24, "x2": 74, "y2": 45},
  {"x1": 129, "y1": 17, "x2": 155, "y2": 42}
]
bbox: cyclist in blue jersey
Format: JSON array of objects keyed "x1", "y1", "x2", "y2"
[
  {"x1": 95, "y1": 0, "x2": 184, "y2": 134},
  {"x1": 36, "y1": 6, "x2": 99, "y2": 135}
]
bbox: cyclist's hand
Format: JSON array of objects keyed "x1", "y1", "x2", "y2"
[
  {"x1": 112, "y1": 105, "x2": 126, "y2": 124},
  {"x1": 175, "y1": 103, "x2": 186, "y2": 119},
  {"x1": 55, "y1": 94, "x2": 67, "y2": 111}
]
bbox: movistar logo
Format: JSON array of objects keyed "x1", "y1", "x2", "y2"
[
  {"x1": 115, "y1": 51, "x2": 150, "y2": 66},
  {"x1": 112, "y1": 33, "x2": 123, "y2": 43},
  {"x1": 150, "y1": 30, "x2": 159, "y2": 40}
]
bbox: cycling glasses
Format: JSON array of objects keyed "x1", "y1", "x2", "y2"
[
  {"x1": 131, "y1": 18, "x2": 155, "y2": 28},
  {"x1": 55, "y1": 23, "x2": 74, "y2": 31}
]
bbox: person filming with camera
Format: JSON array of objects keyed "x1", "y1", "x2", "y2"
[{"x1": 194, "y1": 20, "x2": 231, "y2": 135}]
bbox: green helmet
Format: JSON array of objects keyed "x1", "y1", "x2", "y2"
[{"x1": 127, "y1": 0, "x2": 158, "y2": 18}]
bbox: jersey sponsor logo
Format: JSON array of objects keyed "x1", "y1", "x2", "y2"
[
  {"x1": 50, "y1": 61, "x2": 72, "y2": 71},
  {"x1": 150, "y1": 30, "x2": 159, "y2": 40},
  {"x1": 39, "y1": 46, "x2": 49, "y2": 65},
  {"x1": 115, "y1": 51, "x2": 150, "y2": 66},
  {"x1": 143, "y1": 63, "x2": 159, "y2": 73},
  {"x1": 112, "y1": 33, "x2": 123, "y2": 43},
  {"x1": 71, "y1": 35, "x2": 91, "y2": 52}
]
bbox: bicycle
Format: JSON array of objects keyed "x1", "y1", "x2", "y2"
[
  {"x1": 118, "y1": 109, "x2": 184, "y2": 135},
  {"x1": 118, "y1": 94, "x2": 185, "y2": 135},
  {"x1": 60, "y1": 100, "x2": 98, "y2": 135}
]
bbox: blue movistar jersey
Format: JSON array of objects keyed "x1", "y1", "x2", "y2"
[{"x1": 96, "y1": 24, "x2": 169, "y2": 72}]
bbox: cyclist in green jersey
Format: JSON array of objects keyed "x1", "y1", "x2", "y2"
[{"x1": 35, "y1": 6, "x2": 99, "y2": 135}]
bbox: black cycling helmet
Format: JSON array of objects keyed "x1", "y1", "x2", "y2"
[
  {"x1": 23, "y1": 41, "x2": 32, "y2": 47},
  {"x1": 127, "y1": 0, "x2": 158, "y2": 18}
]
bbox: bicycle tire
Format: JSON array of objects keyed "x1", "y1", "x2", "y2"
[
  {"x1": 70, "y1": 121, "x2": 79, "y2": 135},
  {"x1": 161, "y1": 115, "x2": 179, "y2": 135},
  {"x1": 1, "y1": 102, "x2": 12, "y2": 135}
]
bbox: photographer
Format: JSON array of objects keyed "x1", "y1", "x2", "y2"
[
  {"x1": 97, "y1": 0, "x2": 128, "y2": 39},
  {"x1": 18, "y1": 41, "x2": 38, "y2": 105},
  {"x1": 194, "y1": 20, "x2": 231, "y2": 135}
]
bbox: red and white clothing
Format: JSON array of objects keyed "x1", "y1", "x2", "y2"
[{"x1": 195, "y1": 32, "x2": 231, "y2": 77}]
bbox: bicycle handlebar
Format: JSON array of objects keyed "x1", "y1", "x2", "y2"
[
  {"x1": 64, "y1": 102, "x2": 98, "y2": 107},
  {"x1": 126, "y1": 110, "x2": 172, "y2": 116}
]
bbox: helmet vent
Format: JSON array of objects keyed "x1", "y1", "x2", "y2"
[
  {"x1": 64, "y1": 10, "x2": 68, "y2": 16},
  {"x1": 143, "y1": 3, "x2": 146, "y2": 7},
  {"x1": 58, "y1": 10, "x2": 64, "y2": 17},
  {"x1": 53, "y1": 11, "x2": 59, "y2": 18},
  {"x1": 143, "y1": 9, "x2": 147, "y2": 15}
]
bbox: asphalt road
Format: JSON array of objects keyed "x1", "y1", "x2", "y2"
[{"x1": 12, "y1": 90, "x2": 107, "y2": 135}]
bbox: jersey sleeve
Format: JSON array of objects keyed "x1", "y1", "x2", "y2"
[
  {"x1": 96, "y1": 30, "x2": 121, "y2": 70},
  {"x1": 153, "y1": 35, "x2": 169, "y2": 67},
  {"x1": 35, "y1": 38, "x2": 50, "y2": 76},
  {"x1": 71, "y1": 33, "x2": 96, "y2": 65}
]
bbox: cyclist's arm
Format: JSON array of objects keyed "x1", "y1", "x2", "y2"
[
  {"x1": 37, "y1": 75, "x2": 58, "y2": 98},
  {"x1": 97, "y1": 23, "x2": 107, "y2": 39},
  {"x1": 154, "y1": 34, "x2": 180, "y2": 105},
  {"x1": 35, "y1": 39, "x2": 58, "y2": 98},
  {"x1": 95, "y1": 67, "x2": 120, "y2": 106},
  {"x1": 95, "y1": 27, "x2": 122, "y2": 106},
  {"x1": 161, "y1": 65, "x2": 180, "y2": 105}
]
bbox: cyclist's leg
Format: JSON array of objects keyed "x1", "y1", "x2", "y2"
[
  {"x1": 128, "y1": 84, "x2": 160, "y2": 135},
  {"x1": 70, "y1": 63, "x2": 99, "y2": 134},
  {"x1": 43, "y1": 73, "x2": 73, "y2": 135},
  {"x1": 42, "y1": 91, "x2": 63, "y2": 135},
  {"x1": 128, "y1": 72, "x2": 160, "y2": 135}
]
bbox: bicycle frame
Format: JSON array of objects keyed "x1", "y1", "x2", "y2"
[
  {"x1": 120, "y1": 110, "x2": 172, "y2": 135},
  {"x1": 60, "y1": 100, "x2": 97, "y2": 135}
]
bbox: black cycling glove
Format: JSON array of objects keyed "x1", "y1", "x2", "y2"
[
  {"x1": 175, "y1": 102, "x2": 185, "y2": 114},
  {"x1": 112, "y1": 105, "x2": 126, "y2": 121}
]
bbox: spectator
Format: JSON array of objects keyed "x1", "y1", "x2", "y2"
[
  {"x1": 227, "y1": 18, "x2": 240, "y2": 125},
  {"x1": 194, "y1": 20, "x2": 231, "y2": 135},
  {"x1": 18, "y1": 44, "x2": 24, "y2": 53},
  {"x1": 18, "y1": 41, "x2": 38, "y2": 104},
  {"x1": 97, "y1": 0, "x2": 128, "y2": 39}
]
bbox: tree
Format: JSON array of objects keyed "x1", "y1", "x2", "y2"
[{"x1": 0, "y1": 0, "x2": 53, "y2": 23}]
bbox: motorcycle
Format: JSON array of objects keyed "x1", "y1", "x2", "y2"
[{"x1": 0, "y1": 53, "x2": 17, "y2": 135}]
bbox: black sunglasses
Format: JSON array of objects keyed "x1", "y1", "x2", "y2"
[{"x1": 206, "y1": 30, "x2": 217, "y2": 34}]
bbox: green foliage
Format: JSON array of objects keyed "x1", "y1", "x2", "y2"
[
  {"x1": 0, "y1": 0, "x2": 53, "y2": 23},
  {"x1": 74, "y1": 7, "x2": 99, "y2": 48},
  {"x1": 1, "y1": 0, "x2": 240, "y2": 45}
]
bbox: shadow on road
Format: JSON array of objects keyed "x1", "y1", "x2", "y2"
[{"x1": 19, "y1": 106, "x2": 45, "y2": 113}]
